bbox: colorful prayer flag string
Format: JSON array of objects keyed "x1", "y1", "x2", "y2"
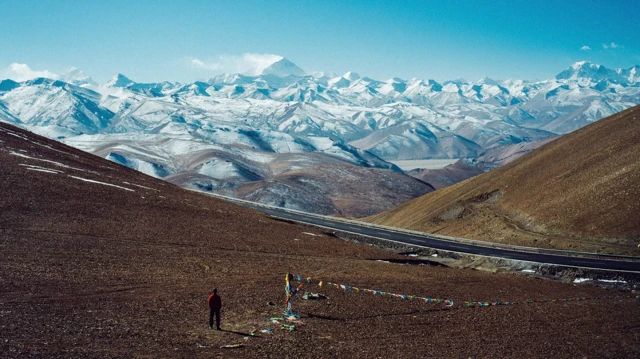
[
  {"x1": 289, "y1": 273, "x2": 639, "y2": 309},
  {"x1": 290, "y1": 273, "x2": 454, "y2": 307}
]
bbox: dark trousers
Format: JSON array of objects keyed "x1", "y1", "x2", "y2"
[{"x1": 209, "y1": 309, "x2": 220, "y2": 329}]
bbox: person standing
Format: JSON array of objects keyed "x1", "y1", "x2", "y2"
[{"x1": 208, "y1": 288, "x2": 222, "y2": 330}]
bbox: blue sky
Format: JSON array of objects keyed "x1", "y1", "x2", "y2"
[{"x1": 1, "y1": 0, "x2": 638, "y2": 83}]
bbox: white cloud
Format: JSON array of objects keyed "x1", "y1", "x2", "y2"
[
  {"x1": 187, "y1": 53, "x2": 283, "y2": 75},
  {"x1": 3, "y1": 63, "x2": 59, "y2": 81},
  {"x1": 603, "y1": 42, "x2": 623, "y2": 49},
  {"x1": 580, "y1": 45, "x2": 591, "y2": 51}
]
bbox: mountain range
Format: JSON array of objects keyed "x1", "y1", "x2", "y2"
[{"x1": 1, "y1": 59, "x2": 638, "y2": 215}]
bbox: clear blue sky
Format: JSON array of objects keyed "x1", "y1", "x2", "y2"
[{"x1": 1, "y1": 0, "x2": 638, "y2": 83}]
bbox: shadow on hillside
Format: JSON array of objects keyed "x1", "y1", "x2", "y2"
[
  {"x1": 370, "y1": 258, "x2": 447, "y2": 266},
  {"x1": 303, "y1": 312, "x2": 345, "y2": 321}
]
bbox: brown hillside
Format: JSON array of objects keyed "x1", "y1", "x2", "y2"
[
  {"x1": 407, "y1": 160, "x2": 485, "y2": 190},
  {"x1": 1, "y1": 122, "x2": 639, "y2": 358},
  {"x1": 369, "y1": 106, "x2": 640, "y2": 255},
  {"x1": 234, "y1": 163, "x2": 434, "y2": 217}
]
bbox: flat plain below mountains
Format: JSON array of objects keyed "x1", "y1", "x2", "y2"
[{"x1": 1, "y1": 122, "x2": 638, "y2": 358}]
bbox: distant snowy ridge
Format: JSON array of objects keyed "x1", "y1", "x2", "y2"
[{"x1": 0, "y1": 59, "x2": 638, "y2": 214}]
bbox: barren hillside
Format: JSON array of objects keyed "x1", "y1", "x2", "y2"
[
  {"x1": 369, "y1": 106, "x2": 640, "y2": 255},
  {"x1": 1, "y1": 122, "x2": 638, "y2": 358},
  {"x1": 233, "y1": 164, "x2": 434, "y2": 217},
  {"x1": 407, "y1": 160, "x2": 486, "y2": 190}
]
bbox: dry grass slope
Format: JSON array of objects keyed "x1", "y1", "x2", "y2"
[{"x1": 368, "y1": 106, "x2": 640, "y2": 255}]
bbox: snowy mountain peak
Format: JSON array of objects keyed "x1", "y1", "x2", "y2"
[
  {"x1": 328, "y1": 76, "x2": 351, "y2": 88},
  {"x1": 555, "y1": 61, "x2": 624, "y2": 84},
  {"x1": 444, "y1": 78, "x2": 467, "y2": 86},
  {"x1": 477, "y1": 76, "x2": 498, "y2": 86},
  {"x1": 106, "y1": 73, "x2": 134, "y2": 87},
  {"x1": 629, "y1": 65, "x2": 640, "y2": 83},
  {"x1": 242, "y1": 55, "x2": 283, "y2": 76},
  {"x1": 617, "y1": 65, "x2": 640, "y2": 84},
  {"x1": 61, "y1": 68, "x2": 97, "y2": 86},
  {"x1": 261, "y1": 57, "x2": 306, "y2": 77},
  {"x1": 343, "y1": 71, "x2": 361, "y2": 81},
  {"x1": 571, "y1": 61, "x2": 597, "y2": 70},
  {"x1": 243, "y1": 56, "x2": 306, "y2": 78},
  {"x1": 442, "y1": 83, "x2": 461, "y2": 92}
]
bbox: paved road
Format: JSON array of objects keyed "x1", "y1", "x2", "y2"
[{"x1": 243, "y1": 203, "x2": 640, "y2": 273}]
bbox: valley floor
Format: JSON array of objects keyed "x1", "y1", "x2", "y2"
[{"x1": 389, "y1": 159, "x2": 460, "y2": 171}]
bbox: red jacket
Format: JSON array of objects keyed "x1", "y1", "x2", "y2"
[{"x1": 208, "y1": 293, "x2": 222, "y2": 310}]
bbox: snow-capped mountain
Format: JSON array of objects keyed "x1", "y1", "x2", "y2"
[
  {"x1": 242, "y1": 55, "x2": 306, "y2": 78},
  {"x1": 60, "y1": 67, "x2": 98, "y2": 86},
  {"x1": 105, "y1": 73, "x2": 136, "y2": 88},
  {"x1": 0, "y1": 59, "x2": 638, "y2": 214},
  {"x1": 257, "y1": 57, "x2": 306, "y2": 77},
  {"x1": 555, "y1": 61, "x2": 628, "y2": 85}
]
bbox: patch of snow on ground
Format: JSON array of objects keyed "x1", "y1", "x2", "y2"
[
  {"x1": 123, "y1": 182, "x2": 160, "y2": 191},
  {"x1": 597, "y1": 279, "x2": 627, "y2": 284},
  {"x1": 25, "y1": 167, "x2": 61, "y2": 174},
  {"x1": 573, "y1": 278, "x2": 590, "y2": 283},
  {"x1": 20, "y1": 164, "x2": 64, "y2": 174},
  {"x1": 28, "y1": 140, "x2": 77, "y2": 156},
  {"x1": 68, "y1": 175, "x2": 135, "y2": 192},
  {"x1": 9, "y1": 151, "x2": 35, "y2": 159},
  {"x1": 521, "y1": 269, "x2": 536, "y2": 273},
  {"x1": 302, "y1": 232, "x2": 319, "y2": 236},
  {"x1": 10, "y1": 151, "x2": 86, "y2": 171},
  {"x1": 7, "y1": 132, "x2": 29, "y2": 140}
]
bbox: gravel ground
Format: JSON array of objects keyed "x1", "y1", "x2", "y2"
[{"x1": 1, "y1": 122, "x2": 639, "y2": 358}]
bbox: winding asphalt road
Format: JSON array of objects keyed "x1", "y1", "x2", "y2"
[{"x1": 240, "y1": 203, "x2": 640, "y2": 273}]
